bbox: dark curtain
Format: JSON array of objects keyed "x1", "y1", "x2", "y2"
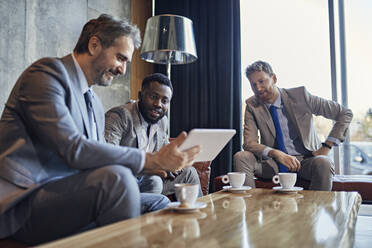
[{"x1": 155, "y1": 0, "x2": 242, "y2": 191}]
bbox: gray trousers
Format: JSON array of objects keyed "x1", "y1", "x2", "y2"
[
  {"x1": 139, "y1": 166, "x2": 203, "y2": 197},
  {"x1": 234, "y1": 151, "x2": 335, "y2": 191},
  {"x1": 12, "y1": 165, "x2": 169, "y2": 245}
]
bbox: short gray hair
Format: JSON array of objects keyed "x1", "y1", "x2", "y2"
[
  {"x1": 245, "y1": 60, "x2": 274, "y2": 78},
  {"x1": 74, "y1": 14, "x2": 141, "y2": 54}
]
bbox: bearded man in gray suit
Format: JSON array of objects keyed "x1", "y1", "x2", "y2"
[
  {"x1": 234, "y1": 61, "x2": 353, "y2": 191},
  {"x1": 105, "y1": 73, "x2": 202, "y2": 197},
  {"x1": 0, "y1": 14, "x2": 200, "y2": 245}
]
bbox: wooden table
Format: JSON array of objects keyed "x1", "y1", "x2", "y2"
[{"x1": 37, "y1": 188, "x2": 362, "y2": 248}]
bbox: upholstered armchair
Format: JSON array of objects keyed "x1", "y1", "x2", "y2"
[{"x1": 169, "y1": 138, "x2": 211, "y2": 196}]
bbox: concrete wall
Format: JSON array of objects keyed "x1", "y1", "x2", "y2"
[{"x1": 0, "y1": 0, "x2": 131, "y2": 114}]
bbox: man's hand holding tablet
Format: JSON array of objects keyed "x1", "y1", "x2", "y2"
[{"x1": 144, "y1": 132, "x2": 201, "y2": 174}]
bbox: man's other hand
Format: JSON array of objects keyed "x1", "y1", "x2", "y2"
[
  {"x1": 312, "y1": 146, "x2": 331, "y2": 156},
  {"x1": 144, "y1": 132, "x2": 201, "y2": 173},
  {"x1": 312, "y1": 142, "x2": 333, "y2": 157},
  {"x1": 269, "y1": 149, "x2": 301, "y2": 172}
]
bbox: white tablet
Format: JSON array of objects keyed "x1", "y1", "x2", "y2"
[{"x1": 179, "y1": 129, "x2": 236, "y2": 162}]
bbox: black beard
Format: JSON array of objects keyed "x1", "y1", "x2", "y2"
[{"x1": 138, "y1": 101, "x2": 163, "y2": 124}]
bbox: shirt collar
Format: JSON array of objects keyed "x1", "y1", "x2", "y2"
[
  {"x1": 72, "y1": 53, "x2": 90, "y2": 94},
  {"x1": 266, "y1": 91, "x2": 282, "y2": 109},
  {"x1": 139, "y1": 111, "x2": 149, "y2": 130}
]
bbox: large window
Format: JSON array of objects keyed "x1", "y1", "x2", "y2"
[
  {"x1": 240, "y1": 0, "x2": 372, "y2": 175},
  {"x1": 342, "y1": 0, "x2": 372, "y2": 175}
]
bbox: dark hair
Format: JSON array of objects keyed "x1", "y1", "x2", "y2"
[
  {"x1": 245, "y1": 60, "x2": 275, "y2": 78},
  {"x1": 141, "y1": 73, "x2": 173, "y2": 92},
  {"x1": 74, "y1": 14, "x2": 141, "y2": 54}
]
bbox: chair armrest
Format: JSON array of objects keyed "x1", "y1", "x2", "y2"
[{"x1": 192, "y1": 161, "x2": 211, "y2": 195}]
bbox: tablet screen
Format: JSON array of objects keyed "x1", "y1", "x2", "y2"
[{"x1": 178, "y1": 129, "x2": 236, "y2": 162}]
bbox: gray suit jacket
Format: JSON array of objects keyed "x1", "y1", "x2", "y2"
[
  {"x1": 104, "y1": 101, "x2": 169, "y2": 151},
  {"x1": 0, "y1": 55, "x2": 144, "y2": 237},
  {"x1": 243, "y1": 86, "x2": 353, "y2": 172}
]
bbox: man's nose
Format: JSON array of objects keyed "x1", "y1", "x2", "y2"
[
  {"x1": 256, "y1": 84, "x2": 263, "y2": 91},
  {"x1": 153, "y1": 98, "x2": 161, "y2": 107},
  {"x1": 117, "y1": 62, "x2": 127, "y2": 75}
]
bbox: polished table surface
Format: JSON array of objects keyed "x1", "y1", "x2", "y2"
[{"x1": 37, "y1": 188, "x2": 362, "y2": 248}]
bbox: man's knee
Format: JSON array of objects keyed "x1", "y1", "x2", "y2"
[
  {"x1": 94, "y1": 165, "x2": 140, "y2": 204},
  {"x1": 98, "y1": 165, "x2": 137, "y2": 187},
  {"x1": 140, "y1": 193, "x2": 170, "y2": 213},
  {"x1": 234, "y1": 151, "x2": 257, "y2": 172},
  {"x1": 182, "y1": 166, "x2": 200, "y2": 184},
  {"x1": 312, "y1": 156, "x2": 335, "y2": 176},
  {"x1": 139, "y1": 175, "x2": 163, "y2": 194}
]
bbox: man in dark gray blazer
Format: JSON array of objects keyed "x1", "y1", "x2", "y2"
[
  {"x1": 234, "y1": 61, "x2": 353, "y2": 190},
  {"x1": 0, "y1": 14, "x2": 200, "y2": 245},
  {"x1": 105, "y1": 73, "x2": 202, "y2": 197}
]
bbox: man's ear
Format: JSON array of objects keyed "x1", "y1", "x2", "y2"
[
  {"x1": 272, "y1": 74, "x2": 277, "y2": 84},
  {"x1": 88, "y1": 36, "x2": 102, "y2": 56},
  {"x1": 138, "y1": 91, "x2": 142, "y2": 101}
]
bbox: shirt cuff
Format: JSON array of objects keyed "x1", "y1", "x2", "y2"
[
  {"x1": 326, "y1": 137, "x2": 340, "y2": 145},
  {"x1": 262, "y1": 147, "x2": 273, "y2": 159},
  {"x1": 139, "y1": 150, "x2": 146, "y2": 172}
]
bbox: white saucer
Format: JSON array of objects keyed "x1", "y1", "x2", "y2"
[
  {"x1": 223, "y1": 185, "x2": 252, "y2": 193},
  {"x1": 273, "y1": 186, "x2": 303, "y2": 193},
  {"x1": 167, "y1": 202, "x2": 207, "y2": 212}
]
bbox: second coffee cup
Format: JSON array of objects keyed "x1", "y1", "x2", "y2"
[
  {"x1": 175, "y1": 183, "x2": 199, "y2": 208},
  {"x1": 221, "y1": 172, "x2": 245, "y2": 188},
  {"x1": 272, "y1": 173, "x2": 297, "y2": 189}
]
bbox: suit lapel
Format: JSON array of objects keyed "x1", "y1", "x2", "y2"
[
  {"x1": 280, "y1": 88, "x2": 302, "y2": 136},
  {"x1": 91, "y1": 90, "x2": 105, "y2": 142},
  {"x1": 61, "y1": 55, "x2": 92, "y2": 139},
  {"x1": 263, "y1": 104, "x2": 276, "y2": 137},
  {"x1": 254, "y1": 98, "x2": 276, "y2": 137},
  {"x1": 155, "y1": 123, "x2": 163, "y2": 151},
  {"x1": 132, "y1": 103, "x2": 144, "y2": 149}
]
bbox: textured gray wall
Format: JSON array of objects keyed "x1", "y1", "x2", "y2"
[{"x1": 0, "y1": 0, "x2": 131, "y2": 114}]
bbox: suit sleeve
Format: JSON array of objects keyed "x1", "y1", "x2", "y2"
[
  {"x1": 242, "y1": 103, "x2": 268, "y2": 158},
  {"x1": 303, "y1": 87, "x2": 353, "y2": 142},
  {"x1": 105, "y1": 108, "x2": 129, "y2": 146},
  {"x1": 18, "y1": 58, "x2": 144, "y2": 174}
]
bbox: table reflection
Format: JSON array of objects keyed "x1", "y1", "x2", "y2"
[
  {"x1": 271, "y1": 194, "x2": 303, "y2": 213},
  {"x1": 222, "y1": 196, "x2": 247, "y2": 212},
  {"x1": 35, "y1": 189, "x2": 361, "y2": 248},
  {"x1": 167, "y1": 211, "x2": 206, "y2": 239}
]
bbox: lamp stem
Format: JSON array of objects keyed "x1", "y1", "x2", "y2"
[
  {"x1": 166, "y1": 62, "x2": 171, "y2": 136},
  {"x1": 166, "y1": 62, "x2": 171, "y2": 80}
]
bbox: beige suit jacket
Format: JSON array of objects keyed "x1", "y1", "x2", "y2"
[
  {"x1": 243, "y1": 86, "x2": 353, "y2": 172},
  {"x1": 104, "y1": 101, "x2": 169, "y2": 151}
]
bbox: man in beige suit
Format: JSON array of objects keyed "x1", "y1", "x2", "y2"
[{"x1": 234, "y1": 61, "x2": 353, "y2": 190}]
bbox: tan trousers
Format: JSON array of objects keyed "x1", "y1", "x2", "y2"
[{"x1": 234, "y1": 151, "x2": 335, "y2": 191}]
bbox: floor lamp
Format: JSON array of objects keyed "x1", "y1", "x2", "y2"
[{"x1": 140, "y1": 14, "x2": 198, "y2": 134}]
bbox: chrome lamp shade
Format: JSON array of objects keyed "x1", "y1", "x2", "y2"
[{"x1": 140, "y1": 14, "x2": 198, "y2": 65}]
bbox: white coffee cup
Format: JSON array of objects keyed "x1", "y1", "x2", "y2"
[
  {"x1": 221, "y1": 172, "x2": 245, "y2": 188},
  {"x1": 272, "y1": 173, "x2": 297, "y2": 189},
  {"x1": 175, "y1": 184, "x2": 199, "y2": 208}
]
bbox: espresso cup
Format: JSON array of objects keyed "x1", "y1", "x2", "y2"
[
  {"x1": 272, "y1": 173, "x2": 297, "y2": 189},
  {"x1": 221, "y1": 172, "x2": 245, "y2": 188},
  {"x1": 175, "y1": 183, "x2": 199, "y2": 208}
]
